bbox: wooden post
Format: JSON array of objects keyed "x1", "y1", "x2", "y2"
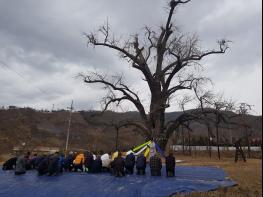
[{"x1": 115, "y1": 126, "x2": 119, "y2": 151}]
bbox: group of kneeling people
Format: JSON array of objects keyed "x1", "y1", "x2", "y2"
[{"x1": 2, "y1": 150, "x2": 176, "y2": 177}]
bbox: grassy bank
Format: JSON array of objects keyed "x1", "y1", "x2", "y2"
[{"x1": 174, "y1": 155, "x2": 262, "y2": 197}]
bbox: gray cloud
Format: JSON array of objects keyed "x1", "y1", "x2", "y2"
[{"x1": 0, "y1": 0, "x2": 261, "y2": 114}]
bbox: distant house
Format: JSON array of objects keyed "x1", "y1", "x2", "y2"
[{"x1": 8, "y1": 106, "x2": 17, "y2": 109}]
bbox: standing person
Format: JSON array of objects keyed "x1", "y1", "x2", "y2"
[
  {"x1": 14, "y1": 154, "x2": 27, "y2": 175},
  {"x1": 165, "y1": 151, "x2": 175, "y2": 177},
  {"x1": 113, "y1": 152, "x2": 125, "y2": 177},
  {"x1": 136, "y1": 153, "x2": 146, "y2": 175},
  {"x1": 234, "y1": 138, "x2": 246, "y2": 162},
  {"x1": 149, "y1": 154, "x2": 162, "y2": 176},
  {"x1": 125, "y1": 152, "x2": 135, "y2": 174},
  {"x1": 73, "y1": 151, "x2": 85, "y2": 172}
]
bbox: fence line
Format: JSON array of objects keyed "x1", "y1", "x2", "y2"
[{"x1": 171, "y1": 145, "x2": 262, "y2": 151}]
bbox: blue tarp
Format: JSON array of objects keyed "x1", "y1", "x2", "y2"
[{"x1": 0, "y1": 166, "x2": 236, "y2": 197}]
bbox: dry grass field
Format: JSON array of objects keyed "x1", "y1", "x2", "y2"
[{"x1": 173, "y1": 153, "x2": 262, "y2": 197}]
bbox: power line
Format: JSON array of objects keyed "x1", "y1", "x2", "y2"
[{"x1": 0, "y1": 60, "x2": 50, "y2": 97}]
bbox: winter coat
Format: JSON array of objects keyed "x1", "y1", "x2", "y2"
[
  {"x1": 91, "y1": 158, "x2": 102, "y2": 173},
  {"x1": 165, "y1": 155, "x2": 175, "y2": 171},
  {"x1": 37, "y1": 157, "x2": 49, "y2": 175},
  {"x1": 101, "y1": 153, "x2": 110, "y2": 168},
  {"x1": 48, "y1": 155, "x2": 60, "y2": 175},
  {"x1": 114, "y1": 156, "x2": 125, "y2": 172},
  {"x1": 73, "y1": 153, "x2": 85, "y2": 165},
  {"x1": 2, "y1": 157, "x2": 17, "y2": 170},
  {"x1": 125, "y1": 153, "x2": 135, "y2": 168},
  {"x1": 84, "y1": 152, "x2": 94, "y2": 168},
  {"x1": 136, "y1": 155, "x2": 146, "y2": 169},
  {"x1": 15, "y1": 156, "x2": 26, "y2": 173},
  {"x1": 64, "y1": 154, "x2": 74, "y2": 168},
  {"x1": 149, "y1": 155, "x2": 162, "y2": 171}
]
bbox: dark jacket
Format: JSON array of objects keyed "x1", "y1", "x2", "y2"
[
  {"x1": 125, "y1": 153, "x2": 135, "y2": 168},
  {"x1": 114, "y1": 156, "x2": 125, "y2": 172},
  {"x1": 15, "y1": 156, "x2": 26, "y2": 173},
  {"x1": 149, "y1": 155, "x2": 162, "y2": 171},
  {"x1": 58, "y1": 155, "x2": 65, "y2": 171},
  {"x1": 37, "y1": 156, "x2": 50, "y2": 175},
  {"x1": 136, "y1": 155, "x2": 146, "y2": 169},
  {"x1": 165, "y1": 155, "x2": 175, "y2": 171},
  {"x1": 48, "y1": 155, "x2": 60, "y2": 175},
  {"x1": 2, "y1": 157, "x2": 17, "y2": 170},
  {"x1": 84, "y1": 152, "x2": 94, "y2": 169},
  {"x1": 91, "y1": 158, "x2": 102, "y2": 173},
  {"x1": 64, "y1": 154, "x2": 74, "y2": 169},
  {"x1": 34, "y1": 156, "x2": 45, "y2": 169}
]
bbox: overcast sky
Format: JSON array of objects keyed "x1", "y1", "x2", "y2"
[{"x1": 0, "y1": 0, "x2": 262, "y2": 115}]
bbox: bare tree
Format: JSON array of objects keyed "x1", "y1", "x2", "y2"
[
  {"x1": 208, "y1": 96, "x2": 236, "y2": 160},
  {"x1": 236, "y1": 103, "x2": 253, "y2": 158},
  {"x1": 193, "y1": 81, "x2": 215, "y2": 157},
  {"x1": 81, "y1": 0, "x2": 229, "y2": 150},
  {"x1": 177, "y1": 95, "x2": 193, "y2": 155},
  {"x1": 193, "y1": 81, "x2": 237, "y2": 159}
]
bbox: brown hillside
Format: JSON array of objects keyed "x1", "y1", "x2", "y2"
[{"x1": 0, "y1": 108, "x2": 261, "y2": 155}]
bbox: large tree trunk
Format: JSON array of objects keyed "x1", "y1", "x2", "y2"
[{"x1": 149, "y1": 84, "x2": 168, "y2": 151}]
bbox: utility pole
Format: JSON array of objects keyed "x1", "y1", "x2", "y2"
[
  {"x1": 115, "y1": 126, "x2": 119, "y2": 151},
  {"x1": 65, "y1": 100, "x2": 73, "y2": 154}
]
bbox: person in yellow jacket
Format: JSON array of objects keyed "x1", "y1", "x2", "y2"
[{"x1": 73, "y1": 152, "x2": 85, "y2": 172}]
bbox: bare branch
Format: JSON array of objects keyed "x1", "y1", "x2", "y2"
[
  {"x1": 118, "y1": 120, "x2": 151, "y2": 138},
  {"x1": 183, "y1": 39, "x2": 230, "y2": 62},
  {"x1": 80, "y1": 72, "x2": 149, "y2": 124}
]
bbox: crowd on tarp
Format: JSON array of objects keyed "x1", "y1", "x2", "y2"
[{"x1": 2, "y1": 150, "x2": 176, "y2": 177}]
